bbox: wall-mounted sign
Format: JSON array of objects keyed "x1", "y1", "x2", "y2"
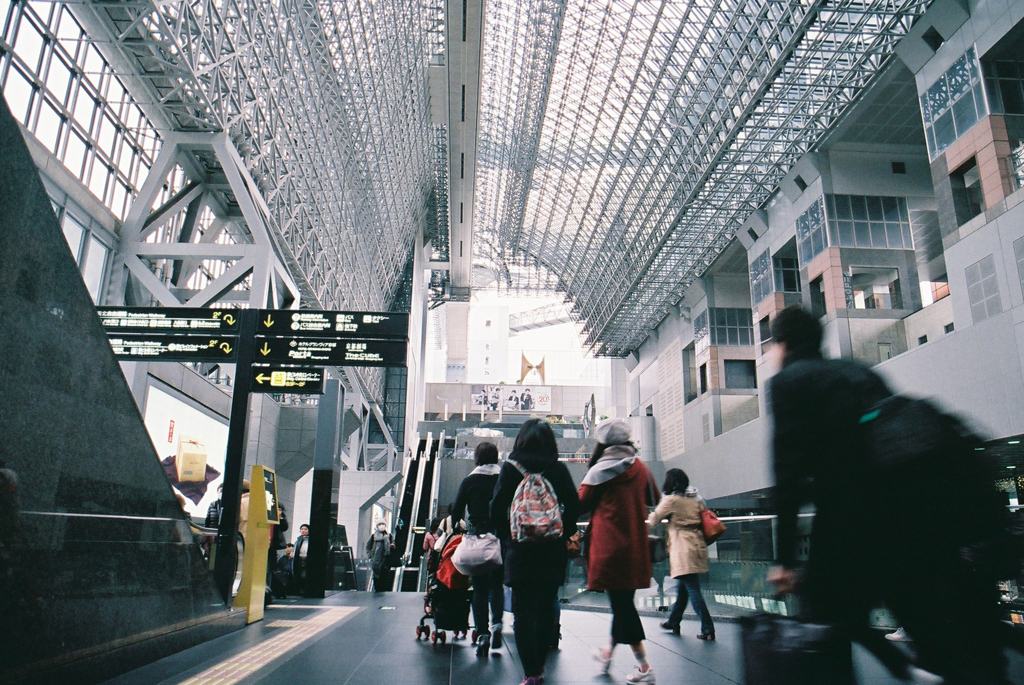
[
  {"x1": 257, "y1": 309, "x2": 408, "y2": 340},
  {"x1": 97, "y1": 307, "x2": 241, "y2": 333},
  {"x1": 470, "y1": 385, "x2": 552, "y2": 412},
  {"x1": 250, "y1": 366, "x2": 325, "y2": 394},
  {"x1": 254, "y1": 337, "x2": 406, "y2": 367},
  {"x1": 108, "y1": 335, "x2": 238, "y2": 361}
]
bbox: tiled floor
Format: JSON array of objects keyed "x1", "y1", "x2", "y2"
[{"x1": 102, "y1": 593, "x2": 1024, "y2": 685}]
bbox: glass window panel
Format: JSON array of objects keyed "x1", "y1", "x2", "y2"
[
  {"x1": 898, "y1": 199, "x2": 909, "y2": 223},
  {"x1": 82, "y1": 45, "x2": 104, "y2": 89},
  {"x1": 14, "y1": 21, "x2": 45, "y2": 71},
  {"x1": 933, "y1": 110, "x2": 957, "y2": 153},
  {"x1": 63, "y1": 129, "x2": 87, "y2": 177},
  {"x1": 851, "y1": 196, "x2": 868, "y2": 221},
  {"x1": 739, "y1": 329, "x2": 751, "y2": 346},
  {"x1": 952, "y1": 90, "x2": 979, "y2": 136},
  {"x1": 3, "y1": 66, "x2": 35, "y2": 124},
  {"x1": 927, "y1": 75, "x2": 949, "y2": 120},
  {"x1": 36, "y1": 99, "x2": 62, "y2": 154},
  {"x1": 727, "y1": 309, "x2": 738, "y2": 326},
  {"x1": 107, "y1": 79, "x2": 125, "y2": 116},
  {"x1": 728, "y1": 328, "x2": 739, "y2": 346},
  {"x1": 855, "y1": 222, "x2": 871, "y2": 247},
  {"x1": 882, "y1": 197, "x2": 899, "y2": 222},
  {"x1": 995, "y1": 61, "x2": 1018, "y2": 79},
  {"x1": 973, "y1": 82, "x2": 988, "y2": 119},
  {"x1": 56, "y1": 7, "x2": 83, "y2": 46},
  {"x1": 902, "y1": 222, "x2": 913, "y2": 247},
  {"x1": 45, "y1": 55, "x2": 72, "y2": 101},
  {"x1": 82, "y1": 235, "x2": 108, "y2": 303},
  {"x1": 811, "y1": 225, "x2": 825, "y2": 255},
  {"x1": 1002, "y1": 80, "x2": 1024, "y2": 114},
  {"x1": 827, "y1": 220, "x2": 838, "y2": 246},
  {"x1": 870, "y1": 223, "x2": 887, "y2": 247},
  {"x1": 97, "y1": 114, "x2": 116, "y2": 157},
  {"x1": 839, "y1": 221, "x2": 854, "y2": 246},
  {"x1": 61, "y1": 214, "x2": 85, "y2": 261},
  {"x1": 833, "y1": 195, "x2": 851, "y2": 220},
  {"x1": 947, "y1": 53, "x2": 973, "y2": 99},
  {"x1": 715, "y1": 309, "x2": 728, "y2": 326},
  {"x1": 87, "y1": 159, "x2": 108, "y2": 200},
  {"x1": 886, "y1": 223, "x2": 903, "y2": 248},
  {"x1": 919, "y1": 93, "x2": 933, "y2": 125},
  {"x1": 111, "y1": 182, "x2": 128, "y2": 221},
  {"x1": 866, "y1": 196, "x2": 884, "y2": 222},
  {"x1": 72, "y1": 83, "x2": 95, "y2": 129}
]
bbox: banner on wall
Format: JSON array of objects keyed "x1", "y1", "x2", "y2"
[
  {"x1": 470, "y1": 385, "x2": 551, "y2": 412},
  {"x1": 143, "y1": 385, "x2": 229, "y2": 521}
]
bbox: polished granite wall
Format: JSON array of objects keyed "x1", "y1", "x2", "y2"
[{"x1": 0, "y1": 96, "x2": 240, "y2": 684}]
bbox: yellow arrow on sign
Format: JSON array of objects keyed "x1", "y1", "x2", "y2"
[
  {"x1": 220, "y1": 342, "x2": 232, "y2": 354},
  {"x1": 255, "y1": 374, "x2": 270, "y2": 384},
  {"x1": 260, "y1": 342, "x2": 271, "y2": 356},
  {"x1": 223, "y1": 313, "x2": 236, "y2": 326},
  {"x1": 263, "y1": 315, "x2": 274, "y2": 328}
]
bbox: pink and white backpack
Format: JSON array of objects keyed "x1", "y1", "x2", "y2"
[{"x1": 508, "y1": 459, "x2": 563, "y2": 542}]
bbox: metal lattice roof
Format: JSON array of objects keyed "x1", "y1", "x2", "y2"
[{"x1": 474, "y1": 0, "x2": 931, "y2": 355}]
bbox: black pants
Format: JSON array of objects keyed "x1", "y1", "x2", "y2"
[
  {"x1": 608, "y1": 589, "x2": 645, "y2": 646},
  {"x1": 512, "y1": 583, "x2": 559, "y2": 677},
  {"x1": 471, "y1": 565, "x2": 504, "y2": 635}
]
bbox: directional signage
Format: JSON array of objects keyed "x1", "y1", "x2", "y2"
[
  {"x1": 254, "y1": 337, "x2": 407, "y2": 367},
  {"x1": 107, "y1": 335, "x2": 238, "y2": 362},
  {"x1": 251, "y1": 366, "x2": 325, "y2": 394},
  {"x1": 257, "y1": 309, "x2": 408, "y2": 340},
  {"x1": 97, "y1": 307, "x2": 241, "y2": 334}
]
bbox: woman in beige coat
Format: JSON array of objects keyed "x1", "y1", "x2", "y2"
[{"x1": 647, "y1": 469, "x2": 715, "y2": 640}]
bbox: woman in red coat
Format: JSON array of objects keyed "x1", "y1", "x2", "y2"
[{"x1": 578, "y1": 419, "x2": 659, "y2": 684}]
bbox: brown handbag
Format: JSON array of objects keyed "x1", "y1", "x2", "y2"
[
  {"x1": 701, "y1": 507, "x2": 727, "y2": 544},
  {"x1": 566, "y1": 531, "x2": 582, "y2": 558}
]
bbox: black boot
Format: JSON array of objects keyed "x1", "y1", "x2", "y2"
[{"x1": 550, "y1": 623, "x2": 561, "y2": 650}]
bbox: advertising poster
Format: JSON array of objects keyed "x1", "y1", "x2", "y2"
[
  {"x1": 143, "y1": 384, "x2": 229, "y2": 521},
  {"x1": 470, "y1": 385, "x2": 551, "y2": 412}
]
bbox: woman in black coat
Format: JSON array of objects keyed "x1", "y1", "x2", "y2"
[
  {"x1": 451, "y1": 441, "x2": 504, "y2": 654},
  {"x1": 490, "y1": 419, "x2": 579, "y2": 685}
]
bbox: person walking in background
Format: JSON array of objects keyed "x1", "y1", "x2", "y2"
[
  {"x1": 491, "y1": 419, "x2": 579, "y2": 685},
  {"x1": 451, "y1": 441, "x2": 505, "y2": 655},
  {"x1": 365, "y1": 520, "x2": 395, "y2": 592},
  {"x1": 648, "y1": 468, "x2": 714, "y2": 641},
  {"x1": 578, "y1": 418, "x2": 659, "y2": 684},
  {"x1": 293, "y1": 523, "x2": 310, "y2": 594}
]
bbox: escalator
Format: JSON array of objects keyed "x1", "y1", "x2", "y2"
[
  {"x1": 391, "y1": 436, "x2": 425, "y2": 566},
  {"x1": 392, "y1": 433, "x2": 443, "y2": 591}
]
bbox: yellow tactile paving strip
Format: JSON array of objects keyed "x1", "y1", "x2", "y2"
[{"x1": 175, "y1": 606, "x2": 359, "y2": 685}]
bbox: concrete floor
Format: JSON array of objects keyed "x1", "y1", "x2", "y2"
[{"x1": 101, "y1": 592, "x2": 1024, "y2": 685}]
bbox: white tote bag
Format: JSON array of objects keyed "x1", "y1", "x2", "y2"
[{"x1": 451, "y1": 532, "x2": 502, "y2": 576}]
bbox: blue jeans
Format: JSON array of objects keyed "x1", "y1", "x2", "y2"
[
  {"x1": 667, "y1": 574, "x2": 714, "y2": 635},
  {"x1": 471, "y1": 565, "x2": 504, "y2": 635}
]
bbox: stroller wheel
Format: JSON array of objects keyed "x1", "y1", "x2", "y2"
[
  {"x1": 430, "y1": 631, "x2": 437, "y2": 644},
  {"x1": 471, "y1": 629, "x2": 478, "y2": 642},
  {"x1": 415, "y1": 626, "x2": 422, "y2": 639},
  {"x1": 422, "y1": 624, "x2": 430, "y2": 638},
  {"x1": 439, "y1": 631, "x2": 447, "y2": 644}
]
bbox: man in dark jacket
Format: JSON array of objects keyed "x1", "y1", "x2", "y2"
[
  {"x1": 452, "y1": 441, "x2": 504, "y2": 653},
  {"x1": 490, "y1": 419, "x2": 579, "y2": 685},
  {"x1": 767, "y1": 306, "x2": 1007, "y2": 684}
]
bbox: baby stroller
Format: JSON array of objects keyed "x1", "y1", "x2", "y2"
[{"x1": 416, "y1": 533, "x2": 471, "y2": 644}]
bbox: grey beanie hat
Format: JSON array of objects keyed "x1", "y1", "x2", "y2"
[{"x1": 594, "y1": 418, "x2": 631, "y2": 446}]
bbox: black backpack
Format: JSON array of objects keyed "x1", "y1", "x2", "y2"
[{"x1": 859, "y1": 394, "x2": 1021, "y2": 576}]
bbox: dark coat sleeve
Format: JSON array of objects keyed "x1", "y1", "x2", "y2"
[
  {"x1": 451, "y1": 478, "x2": 470, "y2": 526},
  {"x1": 768, "y1": 370, "x2": 814, "y2": 569}
]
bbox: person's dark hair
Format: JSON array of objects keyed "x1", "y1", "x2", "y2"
[
  {"x1": 300, "y1": 523, "x2": 310, "y2": 530},
  {"x1": 474, "y1": 441, "x2": 499, "y2": 466},
  {"x1": 662, "y1": 468, "x2": 690, "y2": 495},
  {"x1": 429, "y1": 516, "x2": 442, "y2": 533},
  {"x1": 513, "y1": 418, "x2": 558, "y2": 464},
  {"x1": 770, "y1": 305, "x2": 823, "y2": 363}
]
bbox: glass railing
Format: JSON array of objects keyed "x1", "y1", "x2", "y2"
[{"x1": 559, "y1": 514, "x2": 804, "y2": 620}]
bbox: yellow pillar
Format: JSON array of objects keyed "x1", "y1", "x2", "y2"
[{"x1": 233, "y1": 465, "x2": 280, "y2": 624}]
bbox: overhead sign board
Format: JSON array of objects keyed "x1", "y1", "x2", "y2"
[
  {"x1": 250, "y1": 366, "x2": 325, "y2": 394},
  {"x1": 97, "y1": 307, "x2": 241, "y2": 334},
  {"x1": 108, "y1": 336, "x2": 238, "y2": 362},
  {"x1": 257, "y1": 309, "x2": 408, "y2": 340},
  {"x1": 254, "y1": 337, "x2": 407, "y2": 367}
]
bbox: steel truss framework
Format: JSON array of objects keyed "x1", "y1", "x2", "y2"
[
  {"x1": 475, "y1": 0, "x2": 932, "y2": 355},
  {"x1": 64, "y1": 0, "x2": 440, "y2": 398}
]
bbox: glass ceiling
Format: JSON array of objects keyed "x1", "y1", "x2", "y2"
[{"x1": 474, "y1": 0, "x2": 931, "y2": 355}]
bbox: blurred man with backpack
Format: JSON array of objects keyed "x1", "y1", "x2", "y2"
[
  {"x1": 491, "y1": 419, "x2": 579, "y2": 685},
  {"x1": 767, "y1": 305, "x2": 1013, "y2": 684}
]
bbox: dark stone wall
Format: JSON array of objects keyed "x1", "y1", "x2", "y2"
[{"x1": 0, "y1": 96, "x2": 239, "y2": 684}]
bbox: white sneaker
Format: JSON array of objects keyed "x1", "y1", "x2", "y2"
[
  {"x1": 625, "y1": 666, "x2": 656, "y2": 684},
  {"x1": 592, "y1": 648, "x2": 612, "y2": 675},
  {"x1": 885, "y1": 627, "x2": 912, "y2": 642}
]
